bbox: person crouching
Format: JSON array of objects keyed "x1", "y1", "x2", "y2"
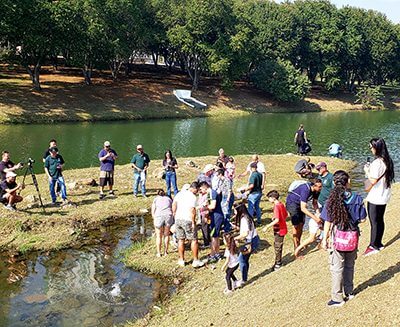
[{"x1": 0, "y1": 171, "x2": 24, "y2": 211}]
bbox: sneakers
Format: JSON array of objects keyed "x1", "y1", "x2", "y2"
[
  {"x1": 273, "y1": 264, "x2": 282, "y2": 271},
  {"x1": 5, "y1": 204, "x2": 16, "y2": 211},
  {"x1": 363, "y1": 246, "x2": 379, "y2": 257},
  {"x1": 223, "y1": 288, "x2": 233, "y2": 295},
  {"x1": 109, "y1": 190, "x2": 115, "y2": 196},
  {"x1": 99, "y1": 193, "x2": 105, "y2": 200},
  {"x1": 177, "y1": 259, "x2": 185, "y2": 267},
  {"x1": 378, "y1": 246, "x2": 385, "y2": 251},
  {"x1": 344, "y1": 293, "x2": 355, "y2": 301},
  {"x1": 327, "y1": 300, "x2": 345, "y2": 307},
  {"x1": 192, "y1": 259, "x2": 205, "y2": 268},
  {"x1": 233, "y1": 280, "x2": 243, "y2": 289}
]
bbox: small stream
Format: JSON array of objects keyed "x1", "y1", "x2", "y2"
[{"x1": 0, "y1": 216, "x2": 168, "y2": 327}]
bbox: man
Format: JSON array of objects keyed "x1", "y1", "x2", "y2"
[
  {"x1": 238, "y1": 154, "x2": 266, "y2": 190},
  {"x1": 286, "y1": 179, "x2": 322, "y2": 252},
  {"x1": 98, "y1": 141, "x2": 118, "y2": 199},
  {"x1": 216, "y1": 148, "x2": 229, "y2": 168},
  {"x1": 316, "y1": 162, "x2": 334, "y2": 208},
  {"x1": 197, "y1": 164, "x2": 215, "y2": 186},
  {"x1": 328, "y1": 143, "x2": 342, "y2": 158},
  {"x1": 0, "y1": 171, "x2": 24, "y2": 211},
  {"x1": 0, "y1": 151, "x2": 23, "y2": 181},
  {"x1": 294, "y1": 158, "x2": 316, "y2": 179},
  {"x1": 131, "y1": 144, "x2": 150, "y2": 197},
  {"x1": 44, "y1": 147, "x2": 68, "y2": 205},
  {"x1": 242, "y1": 162, "x2": 263, "y2": 225},
  {"x1": 43, "y1": 139, "x2": 61, "y2": 195},
  {"x1": 172, "y1": 181, "x2": 204, "y2": 268}
]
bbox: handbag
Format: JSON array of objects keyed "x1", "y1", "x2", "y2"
[
  {"x1": 333, "y1": 227, "x2": 359, "y2": 252},
  {"x1": 161, "y1": 171, "x2": 166, "y2": 180}
]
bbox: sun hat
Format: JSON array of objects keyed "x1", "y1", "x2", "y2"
[
  {"x1": 6, "y1": 171, "x2": 17, "y2": 178},
  {"x1": 203, "y1": 164, "x2": 215, "y2": 173}
]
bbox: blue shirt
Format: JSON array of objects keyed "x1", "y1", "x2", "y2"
[
  {"x1": 321, "y1": 191, "x2": 367, "y2": 226},
  {"x1": 329, "y1": 143, "x2": 342, "y2": 155},
  {"x1": 98, "y1": 149, "x2": 118, "y2": 171},
  {"x1": 286, "y1": 183, "x2": 313, "y2": 208}
]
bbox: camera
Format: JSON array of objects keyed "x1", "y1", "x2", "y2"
[{"x1": 22, "y1": 158, "x2": 35, "y2": 166}]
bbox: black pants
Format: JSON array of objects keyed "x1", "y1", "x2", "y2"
[
  {"x1": 225, "y1": 264, "x2": 239, "y2": 290},
  {"x1": 200, "y1": 221, "x2": 211, "y2": 246},
  {"x1": 367, "y1": 202, "x2": 387, "y2": 249}
]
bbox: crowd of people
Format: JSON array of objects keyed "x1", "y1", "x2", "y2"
[{"x1": 0, "y1": 132, "x2": 395, "y2": 307}]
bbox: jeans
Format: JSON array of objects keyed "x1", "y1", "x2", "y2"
[
  {"x1": 165, "y1": 171, "x2": 178, "y2": 197},
  {"x1": 329, "y1": 248, "x2": 357, "y2": 302},
  {"x1": 222, "y1": 193, "x2": 234, "y2": 232},
  {"x1": 238, "y1": 235, "x2": 260, "y2": 282},
  {"x1": 367, "y1": 202, "x2": 387, "y2": 249},
  {"x1": 49, "y1": 176, "x2": 67, "y2": 203},
  {"x1": 133, "y1": 171, "x2": 146, "y2": 195},
  {"x1": 248, "y1": 192, "x2": 262, "y2": 224}
]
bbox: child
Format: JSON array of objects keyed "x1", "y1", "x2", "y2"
[
  {"x1": 221, "y1": 233, "x2": 240, "y2": 294},
  {"x1": 262, "y1": 190, "x2": 288, "y2": 270}
]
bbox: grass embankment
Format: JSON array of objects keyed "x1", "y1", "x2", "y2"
[
  {"x1": 1, "y1": 66, "x2": 399, "y2": 124},
  {"x1": 122, "y1": 160, "x2": 400, "y2": 327}
]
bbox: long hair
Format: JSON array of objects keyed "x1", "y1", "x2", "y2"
[
  {"x1": 164, "y1": 149, "x2": 173, "y2": 160},
  {"x1": 370, "y1": 138, "x2": 395, "y2": 188},
  {"x1": 234, "y1": 203, "x2": 254, "y2": 231},
  {"x1": 326, "y1": 170, "x2": 350, "y2": 229},
  {"x1": 224, "y1": 233, "x2": 238, "y2": 255}
]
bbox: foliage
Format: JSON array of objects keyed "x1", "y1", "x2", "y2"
[
  {"x1": 355, "y1": 85, "x2": 384, "y2": 109},
  {"x1": 250, "y1": 60, "x2": 310, "y2": 102}
]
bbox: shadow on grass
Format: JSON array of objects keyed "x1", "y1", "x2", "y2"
[
  {"x1": 354, "y1": 261, "x2": 400, "y2": 295},
  {"x1": 385, "y1": 231, "x2": 400, "y2": 248}
]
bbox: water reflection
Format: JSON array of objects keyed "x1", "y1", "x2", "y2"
[{"x1": 0, "y1": 217, "x2": 162, "y2": 327}]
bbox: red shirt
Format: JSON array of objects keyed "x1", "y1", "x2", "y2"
[{"x1": 273, "y1": 202, "x2": 288, "y2": 236}]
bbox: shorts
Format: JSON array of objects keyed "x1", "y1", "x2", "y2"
[
  {"x1": 100, "y1": 170, "x2": 114, "y2": 186},
  {"x1": 307, "y1": 217, "x2": 320, "y2": 234},
  {"x1": 210, "y1": 212, "x2": 224, "y2": 238},
  {"x1": 287, "y1": 204, "x2": 305, "y2": 226},
  {"x1": 175, "y1": 220, "x2": 198, "y2": 240},
  {"x1": 154, "y1": 215, "x2": 174, "y2": 229}
]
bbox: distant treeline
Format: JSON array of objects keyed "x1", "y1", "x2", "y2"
[{"x1": 1, "y1": 0, "x2": 399, "y2": 102}]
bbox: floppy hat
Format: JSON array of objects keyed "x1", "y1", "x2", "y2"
[{"x1": 203, "y1": 164, "x2": 215, "y2": 173}]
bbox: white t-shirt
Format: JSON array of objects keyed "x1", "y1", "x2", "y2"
[
  {"x1": 224, "y1": 249, "x2": 239, "y2": 268},
  {"x1": 240, "y1": 216, "x2": 258, "y2": 243},
  {"x1": 173, "y1": 190, "x2": 197, "y2": 221},
  {"x1": 246, "y1": 161, "x2": 266, "y2": 174},
  {"x1": 366, "y1": 158, "x2": 391, "y2": 205}
]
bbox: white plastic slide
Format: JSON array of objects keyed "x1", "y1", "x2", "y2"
[{"x1": 173, "y1": 89, "x2": 207, "y2": 110}]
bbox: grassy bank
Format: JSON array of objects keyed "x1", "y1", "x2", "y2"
[
  {"x1": 0, "y1": 154, "x2": 352, "y2": 254},
  {"x1": 1, "y1": 66, "x2": 399, "y2": 124},
  {"x1": 124, "y1": 186, "x2": 400, "y2": 325}
]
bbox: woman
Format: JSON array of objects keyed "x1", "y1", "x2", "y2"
[
  {"x1": 363, "y1": 138, "x2": 394, "y2": 256},
  {"x1": 163, "y1": 150, "x2": 179, "y2": 197},
  {"x1": 151, "y1": 189, "x2": 173, "y2": 257},
  {"x1": 294, "y1": 124, "x2": 308, "y2": 155},
  {"x1": 233, "y1": 203, "x2": 260, "y2": 285},
  {"x1": 321, "y1": 170, "x2": 367, "y2": 307}
]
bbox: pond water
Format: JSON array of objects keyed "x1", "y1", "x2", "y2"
[
  {"x1": 0, "y1": 216, "x2": 167, "y2": 327},
  {"x1": 3, "y1": 110, "x2": 400, "y2": 176}
]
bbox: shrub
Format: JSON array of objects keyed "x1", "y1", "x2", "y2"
[{"x1": 355, "y1": 85, "x2": 384, "y2": 109}]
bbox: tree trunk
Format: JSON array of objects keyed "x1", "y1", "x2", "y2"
[
  {"x1": 110, "y1": 60, "x2": 123, "y2": 81},
  {"x1": 152, "y1": 52, "x2": 158, "y2": 67},
  {"x1": 26, "y1": 61, "x2": 42, "y2": 91},
  {"x1": 82, "y1": 66, "x2": 92, "y2": 85}
]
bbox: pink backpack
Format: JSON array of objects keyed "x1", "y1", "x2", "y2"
[{"x1": 333, "y1": 228, "x2": 359, "y2": 252}]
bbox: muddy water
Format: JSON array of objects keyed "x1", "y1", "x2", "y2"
[{"x1": 0, "y1": 216, "x2": 167, "y2": 327}]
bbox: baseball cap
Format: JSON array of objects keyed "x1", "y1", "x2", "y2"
[
  {"x1": 203, "y1": 164, "x2": 215, "y2": 173},
  {"x1": 250, "y1": 162, "x2": 258, "y2": 169},
  {"x1": 104, "y1": 141, "x2": 111, "y2": 147},
  {"x1": 136, "y1": 144, "x2": 143, "y2": 150},
  {"x1": 316, "y1": 162, "x2": 327, "y2": 170},
  {"x1": 6, "y1": 171, "x2": 17, "y2": 178},
  {"x1": 49, "y1": 147, "x2": 58, "y2": 153}
]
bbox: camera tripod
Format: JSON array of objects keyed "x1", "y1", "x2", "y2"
[{"x1": 20, "y1": 159, "x2": 46, "y2": 212}]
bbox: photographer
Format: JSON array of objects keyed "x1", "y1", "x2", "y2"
[
  {"x1": 0, "y1": 171, "x2": 24, "y2": 211},
  {"x1": 98, "y1": 141, "x2": 118, "y2": 199},
  {"x1": 0, "y1": 151, "x2": 23, "y2": 181},
  {"x1": 44, "y1": 147, "x2": 68, "y2": 205}
]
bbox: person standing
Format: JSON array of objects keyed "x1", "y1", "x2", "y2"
[
  {"x1": 172, "y1": 181, "x2": 204, "y2": 268},
  {"x1": 216, "y1": 148, "x2": 229, "y2": 168},
  {"x1": 294, "y1": 124, "x2": 308, "y2": 155},
  {"x1": 221, "y1": 233, "x2": 240, "y2": 295},
  {"x1": 43, "y1": 139, "x2": 61, "y2": 195},
  {"x1": 242, "y1": 162, "x2": 263, "y2": 225},
  {"x1": 98, "y1": 141, "x2": 118, "y2": 199},
  {"x1": 321, "y1": 170, "x2": 367, "y2": 307},
  {"x1": 238, "y1": 154, "x2": 266, "y2": 191},
  {"x1": 316, "y1": 162, "x2": 334, "y2": 209},
  {"x1": 151, "y1": 189, "x2": 173, "y2": 257},
  {"x1": 262, "y1": 190, "x2": 288, "y2": 270},
  {"x1": 131, "y1": 144, "x2": 150, "y2": 198},
  {"x1": 44, "y1": 147, "x2": 68, "y2": 205},
  {"x1": 363, "y1": 138, "x2": 394, "y2": 256},
  {"x1": 0, "y1": 151, "x2": 23, "y2": 181},
  {"x1": 163, "y1": 150, "x2": 179, "y2": 197}
]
